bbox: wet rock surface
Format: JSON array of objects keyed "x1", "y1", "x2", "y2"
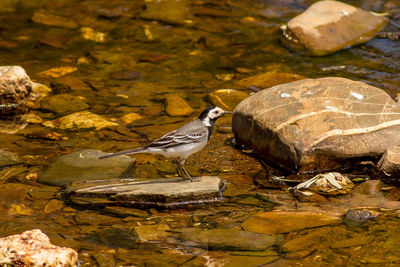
[
  {"x1": 39, "y1": 149, "x2": 135, "y2": 186},
  {"x1": 65, "y1": 176, "x2": 224, "y2": 208},
  {"x1": 344, "y1": 209, "x2": 375, "y2": 227},
  {"x1": 233, "y1": 77, "x2": 400, "y2": 172},
  {"x1": 164, "y1": 95, "x2": 194, "y2": 117},
  {"x1": 283, "y1": 0, "x2": 388, "y2": 55},
  {"x1": 0, "y1": 229, "x2": 78, "y2": 267},
  {"x1": 31, "y1": 11, "x2": 79, "y2": 29},
  {"x1": 179, "y1": 228, "x2": 276, "y2": 251}
]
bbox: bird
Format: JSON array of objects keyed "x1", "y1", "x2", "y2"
[{"x1": 99, "y1": 106, "x2": 231, "y2": 180}]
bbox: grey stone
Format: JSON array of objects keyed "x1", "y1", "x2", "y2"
[
  {"x1": 40, "y1": 94, "x2": 89, "y2": 115},
  {"x1": 233, "y1": 77, "x2": 400, "y2": 172},
  {"x1": 179, "y1": 228, "x2": 276, "y2": 251},
  {"x1": 39, "y1": 149, "x2": 135, "y2": 186},
  {"x1": 65, "y1": 176, "x2": 224, "y2": 208},
  {"x1": 283, "y1": 1, "x2": 388, "y2": 56},
  {"x1": 0, "y1": 149, "x2": 23, "y2": 168}
]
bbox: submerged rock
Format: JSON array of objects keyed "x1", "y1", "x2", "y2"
[
  {"x1": 164, "y1": 95, "x2": 194, "y2": 117},
  {"x1": 134, "y1": 224, "x2": 170, "y2": 242},
  {"x1": 233, "y1": 77, "x2": 400, "y2": 172},
  {"x1": 378, "y1": 146, "x2": 400, "y2": 185},
  {"x1": 0, "y1": 149, "x2": 23, "y2": 168},
  {"x1": 179, "y1": 228, "x2": 276, "y2": 251},
  {"x1": 344, "y1": 209, "x2": 375, "y2": 227},
  {"x1": 206, "y1": 89, "x2": 249, "y2": 111},
  {"x1": 140, "y1": 0, "x2": 190, "y2": 25},
  {"x1": 0, "y1": 66, "x2": 33, "y2": 116},
  {"x1": 235, "y1": 71, "x2": 305, "y2": 89},
  {"x1": 40, "y1": 93, "x2": 89, "y2": 115},
  {"x1": 31, "y1": 11, "x2": 79, "y2": 29},
  {"x1": 0, "y1": 229, "x2": 78, "y2": 266},
  {"x1": 39, "y1": 149, "x2": 135, "y2": 186},
  {"x1": 42, "y1": 110, "x2": 118, "y2": 130},
  {"x1": 242, "y1": 211, "x2": 341, "y2": 234},
  {"x1": 282, "y1": 1, "x2": 388, "y2": 56},
  {"x1": 65, "y1": 176, "x2": 224, "y2": 208},
  {"x1": 85, "y1": 228, "x2": 138, "y2": 249}
]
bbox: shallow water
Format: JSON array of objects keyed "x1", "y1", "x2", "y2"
[{"x1": 1, "y1": 0, "x2": 400, "y2": 266}]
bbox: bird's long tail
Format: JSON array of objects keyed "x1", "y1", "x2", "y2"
[{"x1": 98, "y1": 148, "x2": 145, "y2": 159}]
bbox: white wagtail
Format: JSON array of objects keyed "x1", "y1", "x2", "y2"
[{"x1": 99, "y1": 106, "x2": 231, "y2": 180}]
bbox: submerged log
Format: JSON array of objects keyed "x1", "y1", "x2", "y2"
[{"x1": 64, "y1": 176, "x2": 225, "y2": 208}]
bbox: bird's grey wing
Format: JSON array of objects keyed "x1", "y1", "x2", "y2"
[{"x1": 146, "y1": 120, "x2": 207, "y2": 149}]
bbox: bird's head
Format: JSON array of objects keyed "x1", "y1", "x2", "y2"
[{"x1": 198, "y1": 106, "x2": 231, "y2": 126}]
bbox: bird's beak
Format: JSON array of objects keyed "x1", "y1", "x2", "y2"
[{"x1": 224, "y1": 111, "x2": 233, "y2": 114}]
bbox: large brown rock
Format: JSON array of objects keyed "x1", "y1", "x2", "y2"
[
  {"x1": 0, "y1": 229, "x2": 78, "y2": 267},
  {"x1": 283, "y1": 1, "x2": 388, "y2": 56},
  {"x1": 233, "y1": 77, "x2": 400, "y2": 171},
  {"x1": 0, "y1": 66, "x2": 33, "y2": 116}
]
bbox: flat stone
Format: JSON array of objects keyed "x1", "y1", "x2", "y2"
[
  {"x1": 330, "y1": 235, "x2": 372, "y2": 249},
  {"x1": 39, "y1": 149, "x2": 135, "y2": 186},
  {"x1": 0, "y1": 149, "x2": 23, "y2": 168},
  {"x1": 31, "y1": 11, "x2": 79, "y2": 29},
  {"x1": 164, "y1": 95, "x2": 194, "y2": 117},
  {"x1": 179, "y1": 228, "x2": 276, "y2": 251},
  {"x1": 40, "y1": 93, "x2": 89, "y2": 115},
  {"x1": 233, "y1": 77, "x2": 400, "y2": 172},
  {"x1": 0, "y1": 66, "x2": 33, "y2": 116},
  {"x1": 42, "y1": 110, "x2": 118, "y2": 130},
  {"x1": 65, "y1": 176, "x2": 224, "y2": 208},
  {"x1": 283, "y1": 1, "x2": 388, "y2": 55},
  {"x1": 378, "y1": 146, "x2": 400, "y2": 185},
  {"x1": 242, "y1": 211, "x2": 340, "y2": 234},
  {"x1": 0, "y1": 229, "x2": 77, "y2": 267}
]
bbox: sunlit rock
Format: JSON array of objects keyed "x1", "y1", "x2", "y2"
[
  {"x1": 206, "y1": 89, "x2": 249, "y2": 111},
  {"x1": 81, "y1": 27, "x2": 107, "y2": 43},
  {"x1": 31, "y1": 11, "x2": 79, "y2": 29},
  {"x1": 242, "y1": 211, "x2": 341, "y2": 234},
  {"x1": 0, "y1": 229, "x2": 78, "y2": 267},
  {"x1": 40, "y1": 93, "x2": 89, "y2": 115},
  {"x1": 233, "y1": 77, "x2": 400, "y2": 172},
  {"x1": 179, "y1": 228, "x2": 276, "y2": 251},
  {"x1": 164, "y1": 95, "x2": 194, "y2": 117},
  {"x1": 235, "y1": 71, "x2": 305, "y2": 89},
  {"x1": 0, "y1": 66, "x2": 33, "y2": 116},
  {"x1": 42, "y1": 110, "x2": 118, "y2": 130},
  {"x1": 282, "y1": 1, "x2": 388, "y2": 56},
  {"x1": 39, "y1": 149, "x2": 135, "y2": 186}
]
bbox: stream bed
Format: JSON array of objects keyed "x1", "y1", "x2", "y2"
[{"x1": 1, "y1": 0, "x2": 400, "y2": 266}]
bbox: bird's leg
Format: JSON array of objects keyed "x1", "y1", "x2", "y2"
[{"x1": 179, "y1": 158, "x2": 193, "y2": 180}]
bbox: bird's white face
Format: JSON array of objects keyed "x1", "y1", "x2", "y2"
[{"x1": 207, "y1": 107, "x2": 225, "y2": 120}]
